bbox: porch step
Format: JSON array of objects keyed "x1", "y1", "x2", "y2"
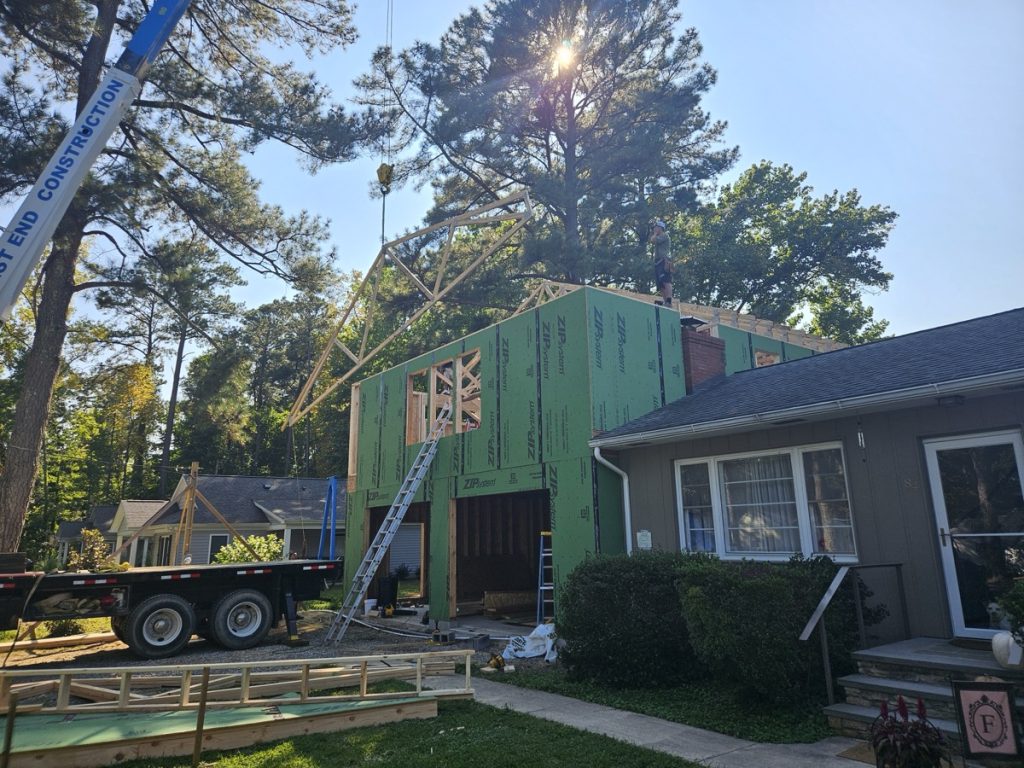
[
  {"x1": 823, "y1": 701, "x2": 960, "y2": 742},
  {"x1": 838, "y1": 673, "x2": 1024, "y2": 722},
  {"x1": 853, "y1": 637, "x2": 1024, "y2": 685}
]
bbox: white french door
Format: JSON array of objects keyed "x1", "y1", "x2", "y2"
[{"x1": 925, "y1": 430, "x2": 1024, "y2": 639}]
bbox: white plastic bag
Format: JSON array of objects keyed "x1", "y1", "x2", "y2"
[{"x1": 502, "y1": 623, "x2": 557, "y2": 662}]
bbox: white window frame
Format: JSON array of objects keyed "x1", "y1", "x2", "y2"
[
  {"x1": 674, "y1": 441, "x2": 858, "y2": 563},
  {"x1": 209, "y1": 533, "x2": 230, "y2": 561}
]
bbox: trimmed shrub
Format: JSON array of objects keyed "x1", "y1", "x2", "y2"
[
  {"x1": 678, "y1": 556, "x2": 860, "y2": 704},
  {"x1": 558, "y1": 552, "x2": 702, "y2": 687},
  {"x1": 212, "y1": 534, "x2": 284, "y2": 564}
]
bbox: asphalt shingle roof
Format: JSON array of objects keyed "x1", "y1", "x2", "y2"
[
  {"x1": 152, "y1": 475, "x2": 345, "y2": 527},
  {"x1": 596, "y1": 307, "x2": 1024, "y2": 442},
  {"x1": 122, "y1": 500, "x2": 168, "y2": 528}
]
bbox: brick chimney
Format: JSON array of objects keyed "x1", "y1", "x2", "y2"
[{"x1": 680, "y1": 327, "x2": 725, "y2": 394}]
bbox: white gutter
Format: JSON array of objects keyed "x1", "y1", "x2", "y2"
[
  {"x1": 593, "y1": 447, "x2": 632, "y2": 555},
  {"x1": 590, "y1": 369, "x2": 1024, "y2": 449}
]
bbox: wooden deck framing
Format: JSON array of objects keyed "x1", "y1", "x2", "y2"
[
  {"x1": 514, "y1": 280, "x2": 845, "y2": 352},
  {"x1": 0, "y1": 649, "x2": 473, "y2": 715}
]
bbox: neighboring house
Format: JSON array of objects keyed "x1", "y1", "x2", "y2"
[
  {"x1": 345, "y1": 285, "x2": 834, "y2": 618},
  {"x1": 55, "y1": 504, "x2": 117, "y2": 565},
  {"x1": 590, "y1": 306, "x2": 1024, "y2": 645},
  {"x1": 109, "y1": 476, "x2": 346, "y2": 566}
]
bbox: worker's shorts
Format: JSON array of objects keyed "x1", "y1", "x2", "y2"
[{"x1": 655, "y1": 257, "x2": 673, "y2": 288}]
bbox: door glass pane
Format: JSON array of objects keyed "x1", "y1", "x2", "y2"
[{"x1": 937, "y1": 442, "x2": 1024, "y2": 631}]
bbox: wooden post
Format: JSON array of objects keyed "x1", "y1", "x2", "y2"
[
  {"x1": 448, "y1": 499, "x2": 457, "y2": 619},
  {"x1": 56, "y1": 675, "x2": 70, "y2": 711},
  {"x1": 191, "y1": 667, "x2": 211, "y2": 768},
  {"x1": 179, "y1": 669, "x2": 192, "y2": 708},
  {"x1": 300, "y1": 665, "x2": 309, "y2": 702},
  {"x1": 359, "y1": 661, "x2": 368, "y2": 698},
  {"x1": 240, "y1": 667, "x2": 250, "y2": 704},
  {"x1": 117, "y1": 671, "x2": 131, "y2": 709}
]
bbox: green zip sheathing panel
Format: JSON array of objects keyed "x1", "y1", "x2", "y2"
[
  {"x1": 715, "y1": 324, "x2": 816, "y2": 375},
  {"x1": 594, "y1": 463, "x2": 626, "y2": 555},
  {"x1": 0, "y1": 697, "x2": 430, "y2": 761},
  {"x1": 586, "y1": 291, "x2": 684, "y2": 433},
  {"x1": 346, "y1": 287, "x2": 685, "y2": 618}
]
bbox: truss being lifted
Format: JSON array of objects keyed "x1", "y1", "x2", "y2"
[{"x1": 285, "y1": 191, "x2": 534, "y2": 428}]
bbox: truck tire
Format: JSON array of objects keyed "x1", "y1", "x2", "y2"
[
  {"x1": 211, "y1": 589, "x2": 273, "y2": 650},
  {"x1": 125, "y1": 594, "x2": 195, "y2": 659},
  {"x1": 110, "y1": 615, "x2": 126, "y2": 643}
]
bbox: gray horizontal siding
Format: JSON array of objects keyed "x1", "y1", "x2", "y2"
[{"x1": 618, "y1": 390, "x2": 1024, "y2": 640}]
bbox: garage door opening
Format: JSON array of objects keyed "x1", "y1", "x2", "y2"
[{"x1": 454, "y1": 490, "x2": 550, "y2": 618}]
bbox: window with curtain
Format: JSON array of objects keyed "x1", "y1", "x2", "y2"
[{"x1": 676, "y1": 444, "x2": 856, "y2": 560}]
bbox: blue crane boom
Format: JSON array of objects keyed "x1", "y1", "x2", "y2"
[{"x1": 0, "y1": 0, "x2": 193, "y2": 319}]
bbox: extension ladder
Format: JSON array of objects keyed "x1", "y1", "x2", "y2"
[
  {"x1": 324, "y1": 400, "x2": 453, "y2": 643},
  {"x1": 536, "y1": 530, "x2": 554, "y2": 624}
]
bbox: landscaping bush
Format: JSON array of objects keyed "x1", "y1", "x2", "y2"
[
  {"x1": 212, "y1": 534, "x2": 284, "y2": 564},
  {"x1": 558, "y1": 552, "x2": 702, "y2": 687},
  {"x1": 677, "y1": 556, "x2": 861, "y2": 704}
]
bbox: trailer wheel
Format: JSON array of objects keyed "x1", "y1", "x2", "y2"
[
  {"x1": 110, "y1": 615, "x2": 126, "y2": 643},
  {"x1": 125, "y1": 594, "x2": 195, "y2": 659},
  {"x1": 211, "y1": 589, "x2": 273, "y2": 650}
]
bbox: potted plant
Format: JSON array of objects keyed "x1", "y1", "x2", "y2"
[
  {"x1": 993, "y1": 580, "x2": 1024, "y2": 669},
  {"x1": 869, "y1": 695, "x2": 948, "y2": 768}
]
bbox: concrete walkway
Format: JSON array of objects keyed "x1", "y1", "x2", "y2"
[{"x1": 426, "y1": 674, "x2": 864, "y2": 767}]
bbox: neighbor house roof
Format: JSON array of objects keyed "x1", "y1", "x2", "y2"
[
  {"x1": 57, "y1": 504, "x2": 126, "y2": 542},
  {"x1": 121, "y1": 500, "x2": 169, "y2": 528},
  {"x1": 88, "y1": 504, "x2": 117, "y2": 533},
  {"x1": 151, "y1": 475, "x2": 345, "y2": 528},
  {"x1": 592, "y1": 307, "x2": 1024, "y2": 448}
]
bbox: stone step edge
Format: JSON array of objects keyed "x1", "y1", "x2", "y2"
[
  {"x1": 840, "y1": 674, "x2": 1024, "y2": 706},
  {"x1": 840, "y1": 673, "x2": 955, "y2": 699},
  {"x1": 824, "y1": 702, "x2": 959, "y2": 737},
  {"x1": 853, "y1": 647, "x2": 1024, "y2": 679}
]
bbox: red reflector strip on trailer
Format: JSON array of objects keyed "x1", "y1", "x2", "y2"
[
  {"x1": 160, "y1": 573, "x2": 200, "y2": 581},
  {"x1": 0, "y1": 583, "x2": 15, "y2": 589},
  {"x1": 236, "y1": 568, "x2": 271, "y2": 576},
  {"x1": 71, "y1": 578, "x2": 117, "y2": 586},
  {"x1": 302, "y1": 564, "x2": 334, "y2": 571}
]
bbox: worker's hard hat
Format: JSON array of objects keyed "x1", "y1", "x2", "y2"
[{"x1": 652, "y1": 219, "x2": 667, "y2": 229}]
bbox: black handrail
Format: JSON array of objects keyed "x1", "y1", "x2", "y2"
[{"x1": 799, "y1": 562, "x2": 909, "y2": 705}]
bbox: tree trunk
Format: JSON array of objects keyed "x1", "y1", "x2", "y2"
[
  {"x1": 0, "y1": 229, "x2": 82, "y2": 551},
  {"x1": 562, "y1": 77, "x2": 582, "y2": 283},
  {"x1": 0, "y1": 0, "x2": 119, "y2": 551},
  {"x1": 159, "y1": 323, "x2": 188, "y2": 496}
]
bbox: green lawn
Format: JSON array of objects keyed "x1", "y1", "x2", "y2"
[
  {"x1": 488, "y1": 666, "x2": 833, "y2": 744},
  {"x1": 118, "y1": 699, "x2": 698, "y2": 768},
  {"x1": 0, "y1": 616, "x2": 111, "y2": 643}
]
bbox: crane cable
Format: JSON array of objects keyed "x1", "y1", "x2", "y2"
[{"x1": 376, "y1": 0, "x2": 396, "y2": 247}]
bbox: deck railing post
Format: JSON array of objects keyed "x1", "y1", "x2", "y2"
[
  {"x1": 852, "y1": 574, "x2": 866, "y2": 648},
  {"x1": 819, "y1": 623, "x2": 835, "y2": 705},
  {"x1": 895, "y1": 564, "x2": 911, "y2": 639}
]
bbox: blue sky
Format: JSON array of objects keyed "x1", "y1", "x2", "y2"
[
  {"x1": 245, "y1": 0, "x2": 1023, "y2": 337},
  {"x1": 7, "y1": 1, "x2": 1023, "y2": 337}
]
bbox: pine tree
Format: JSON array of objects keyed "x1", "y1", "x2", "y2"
[{"x1": 0, "y1": 1, "x2": 370, "y2": 550}]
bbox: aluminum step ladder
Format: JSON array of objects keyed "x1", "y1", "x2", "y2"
[
  {"x1": 536, "y1": 530, "x2": 554, "y2": 624},
  {"x1": 324, "y1": 400, "x2": 453, "y2": 643}
]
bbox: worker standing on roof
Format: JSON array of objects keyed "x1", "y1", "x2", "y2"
[{"x1": 649, "y1": 219, "x2": 673, "y2": 308}]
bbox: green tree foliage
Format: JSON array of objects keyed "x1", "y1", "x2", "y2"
[
  {"x1": 358, "y1": 0, "x2": 735, "y2": 285},
  {"x1": 0, "y1": 1, "x2": 372, "y2": 549},
  {"x1": 675, "y1": 162, "x2": 896, "y2": 339},
  {"x1": 213, "y1": 534, "x2": 283, "y2": 564},
  {"x1": 65, "y1": 527, "x2": 120, "y2": 571}
]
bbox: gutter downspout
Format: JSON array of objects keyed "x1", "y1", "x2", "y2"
[{"x1": 593, "y1": 447, "x2": 632, "y2": 555}]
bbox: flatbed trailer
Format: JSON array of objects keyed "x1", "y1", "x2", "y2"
[{"x1": 0, "y1": 559, "x2": 338, "y2": 659}]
